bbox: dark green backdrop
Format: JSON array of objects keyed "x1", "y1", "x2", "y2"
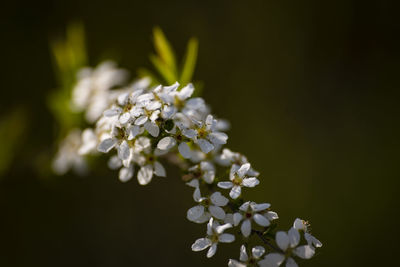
[{"x1": 1, "y1": 0, "x2": 399, "y2": 266}]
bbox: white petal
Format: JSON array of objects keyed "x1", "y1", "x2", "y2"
[
  {"x1": 197, "y1": 138, "x2": 214, "y2": 153},
  {"x1": 135, "y1": 115, "x2": 148, "y2": 125},
  {"x1": 304, "y1": 233, "x2": 323, "y2": 248},
  {"x1": 119, "y1": 112, "x2": 131, "y2": 124},
  {"x1": 215, "y1": 223, "x2": 232, "y2": 234},
  {"x1": 217, "y1": 181, "x2": 234, "y2": 189},
  {"x1": 130, "y1": 106, "x2": 143, "y2": 117},
  {"x1": 219, "y1": 233, "x2": 235, "y2": 243},
  {"x1": 191, "y1": 238, "x2": 212, "y2": 251},
  {"x1": 137, "y1": 165, "x2": 153, "y2": 185},
  {"x1": 207, "y1": 243, "x2": 217, "y2": 258},
  {"x1": 237, "y1": 163, "x2": 250, "y2": 177},
  {"x1": 233, "y1": 213, "x2": 243, "y2": 226},
  {"x1": 208, "y1": 132, "x2": 228, "y2": 145},
  {"x1": 178, "y1": 83, "x2": 194, "y2": 100},
  {"x1": 288, "y1": 227, "x2": 300, "y2": 248},
  {"x1": 293, "y1": 218, "x2": 305, "y2": 231},
  {"x1": 239, "y1": 201, "x2": 250, "y2": 212},
  {"x1": 194, "y1": 212, "x2": 212, "y2": 224},
  {"x1": 108, "y1": 156, "x2": 122, "y2": 170},
  {"x1": 253, "y1": 203, "x2": 271, "y2": 212},
  {"x1": 127, "y1": 125, "x2": 142, "y2": 140},
  {"x1": 252, "y1": 246, "x2": 266, "y2": 259},
  {"x1": 242, "y1": 177, "x2": 260, "y2": 187},
  {"x1": 182, "y1": 128, "x2": 197, "y2": 139},
  {"x1": 119, "y1": 166, "x2": 133, "y2": 182},
  {"x1": 285, "y1": 257, "x2": 299, "y2": 267},
  {"x1": 228, "y1": 259, "x2": 246, "y2": 267},
  {"x1": 144, "y1": 121, "x2": 159, "y2": 137},
  {"x1": 210, "y1": 191, "x2": 229, "y2": 206},
  {"x1": 276, "y1": 231, "x2": 289, "y2": 251},
  {"x1": 117, "y1": 92, "x2": 129, "y2": 105},
  {"x1": 259, "y1": 253, "x2": 285, "y2": 267},
  {"x1": 209, "y1": 206, "x2": 226, "y2": 220},
  {"x1": 293, "y1": 245, "x2": 315, "y2": 259},
  {"x1": 186, "y1": 179, "x2": 199, "y2": 188},
  {"x1": 154, "y1": 161, "x2": 166, "y2": 177},
  {"x1": 178, "y1": 142, "x2": 191, "y2": 158},
  {"x1": 97, "y1": 138, "x2": 117, "y2": 153},
  {"x1": 187, "y1": 205, "x2": 205, "y2": 222},
  {"x1": 239, "y1": 244, "x2": 248, "y2": 261},
  {"x1": 118, "y1": 140, "x2": 130, "y2": 160},
  {"x1": 230, "y1": 185, "x2": 242, "y2": 199},
  {"x1": 157, "y1": 136, "x2": 176, "y2": 150},
  {"x1": 193, "y1": 187, "x2": 202, "y2": 202},
  {"x1": 202, "y1": 170, "x2": 215, "y2": 184},
  {"x1": 146, "y1": 100, "x2": 161, "y2": 110},
  {"x1": 103, "y1": 107, "x2": 122, "y2": 117},
  {"x1": 241, "y1": 219, "x2": 251, "y2": 237},
  {"x1": 266, "y1": 211, "x2": 279, "y2": 221},
  {"x1": 254, "y1": 213, "x2": 271, "y2": 227}
]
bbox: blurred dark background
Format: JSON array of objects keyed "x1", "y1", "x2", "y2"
[{"x1": 1, "y1": 0, "x2": 399, "y2": 266}]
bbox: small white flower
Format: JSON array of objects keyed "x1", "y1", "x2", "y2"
[
  {"x1": 217, "y1": 163, "x2": 260, "y2": 199},
  {"x1": 52, "y1": 129, "x2": 87, "y2": 175},
  {"x1": 228, "y1": 245, "x2": 266, "y2": 267},
  {"x1": 188, "y1": 161, "x2": 216, "y2": 184},
  {"x1": 187, "y1": 189, "x2": 229, "y2": 223},
  {"x1": 233, "y1": 201, "x2": 273, "y2": 237},
  {"x1": 191, "y1": 218, "x2": 235, "y2": 258},
  {"x1": 293, "y1": 218, "x2": 322, "y2": 249},
  {"x1": 258, "y1": 227, "x2": 315, "y2": 267}
]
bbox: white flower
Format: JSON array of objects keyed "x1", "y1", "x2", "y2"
[
  {"x1": 132, "y1": 137, "x2": 166, "y2": 185},
  {"x1": 191, "y1": 218, "x2": 235, "y2": 258},
  {"x1": 186, "y1": 114, "x2": 228, "y2": 154},
  {"x1": 71, "y1": 61, "x2": 128, "y2": 123},
  {"x1": 188, "y1": 161, "x2": 216, "y2": 184},
  {"x1": 78, "y1": 128, "x2": 98, "y2": 155},
  {"x1": 258, "y1": 227, "x2": 315, "y2": 267},
  {"x1": 97, "y1": 124, "x2": 132, "y2": 162},
  {"x1": 228, "y1": 245, "x2": 266, "y2": 267},
  {"x1": 187, "y1": 189, "x2": 229, "y2": 223},
  {"x1": 217, "y1": 163, "x2": 260, "y2": 199},
  {"x1": 233, "y1": 201, "x2": 273, "y2": 237},
  {"x1": 52, "y1": 129, "x2": 87, "y2": 175},
  {"x1": 293, "y1": 218, "x2": 322, "y2": 249}
]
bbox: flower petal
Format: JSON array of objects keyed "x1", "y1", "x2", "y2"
[
  {"x1": 209, "y1": 205, "x2": 226, "y2": 220},
  {"x1": 191, "y1": 238, "x2": 212, "y2": 251},
  {"x1": 229, "y1": 185, "x2": 242, "y2": 199},
  {"x1": 207, "y1": 243, "x2": 217, "y2": 258},
  {"x1": 157, "y1": 136, "x2": 176, "y2": 150},
  {"x1": 239, "y1": 244, "x2": 248, "y2": 261},
  {"x1": 286, "y1": 257, "x2": 299, "y2": 267},
  {"x1": 217, "y1": 181, "x2": 234, "y2": 189},
  {"x1": 242, "y1": 177, "x2": 260, "y2": 187},
  {"x1": 97, "y1": 138, "x2": 117, "y2": 153},
  {"x1": 197, "y1": 138, "x2": 214, "y2": 154},
  {"x1": 253, "y1": 203, "x2": 271, "y2": 212},
  {"x1": 276, "y1": 231, "x2": 289, "y2": 251},
  {"x1": 233, "y1": 213, "x2": 243, "y2": 226},
  {"x1": 254, "y1": 213, "x2": 271, "y2": 227},
  {"x1": 237, "y1": 163, "x2": 250, "y2": 177},
  {"x1": 119, "y1": 166, "x2": 133, "y2": 182},
  {"x1": 293, "y1": 245, "x2": 315, "y2": 259},
  {"x1": 288, "y1": 227, "x2": 300, "y2": 248},
  {"x1": 178, "y1": 142, "x2": 191, "y2": 158},
  {"x1": 137, "y1": 165, "x2": 153, "y2": 185},
  {"x1": 208, "y1": 132, "x2": 228, "y2": 145},
  {"x1": 219, "y1": 233, "x2": 235, "y2": 243},
  {"x1": 154, "y1": 161, "x2": 166, "y2": 177},
  {"x1": 144, "y1": 121, "x2": 159, "y2": 137},
  {"x1": 252, "y1": 246, "x2": 266, "y2": 259},
  {"x1": 259, "y1": 253, "x2": 285, "y2": 267},
  {"x1": 241, "y1": 219, "x2": 251, "y2": 237},
  {"x1": 187, "y1": 205, "x2": 205, "y2": 222},
  {"x1": 118, "y1": 140, "x2": 130, "y2": 160},
  {"x1": 210, "y1": 191, "x2": 229, "y2": 206},
  {"x1": 135, "y1": 115, "x2": 148, "y2": 125}
]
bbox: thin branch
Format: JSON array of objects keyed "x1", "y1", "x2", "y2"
[{"x1": 253, "y1": 230, "x2": 283, "y2": 253}]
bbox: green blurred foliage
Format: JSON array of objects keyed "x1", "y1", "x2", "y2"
[{"x1": 0, "y1": 108, "x2": 28, "y2": 177}]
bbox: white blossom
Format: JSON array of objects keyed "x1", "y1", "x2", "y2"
[
  {"x1": 191, "y1": 218, "x2": 235, "y2": 258},
  {"x1": 228, "y1": 245, "x2": 266, "y2": 267},
  {"x1": 218, "y1": 163, "x2": 260, "y2": 199},
  {"x1": 187, "y1": 188, "x2": 229, "y2": 223},
  {"x1": 233, "y1": 202, "x2": 274, "y2": 237}
]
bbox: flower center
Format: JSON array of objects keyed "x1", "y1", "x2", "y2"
[
  {"x1": 197, "y1": 128, "x2": 208, "y2": 138},
  {"x1": 245, "y1": 212, "x2": 252, "y2": 219}
]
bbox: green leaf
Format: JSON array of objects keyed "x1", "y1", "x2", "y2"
[
  {"x1": 180, "y1": 37, "x2": 198, "y2": 86},
  {"x1": 149, "y1": 54, "x2": 176, "y2": 85},
  {"x1": 153, "y1": 27, "x2": 177, "y2": 79}
]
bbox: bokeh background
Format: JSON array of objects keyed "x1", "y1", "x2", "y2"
[{"x1": 1, "y1": 0, "x2": 399, "y2": 266}]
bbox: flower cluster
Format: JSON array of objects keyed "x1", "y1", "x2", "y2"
[{"x1": 52, "y1": 61, "x2": 322, "y2": 266}]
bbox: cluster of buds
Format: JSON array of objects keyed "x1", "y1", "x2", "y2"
[{"x1": 53, "y1": 62, "x2": 322, "y2": 266}]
